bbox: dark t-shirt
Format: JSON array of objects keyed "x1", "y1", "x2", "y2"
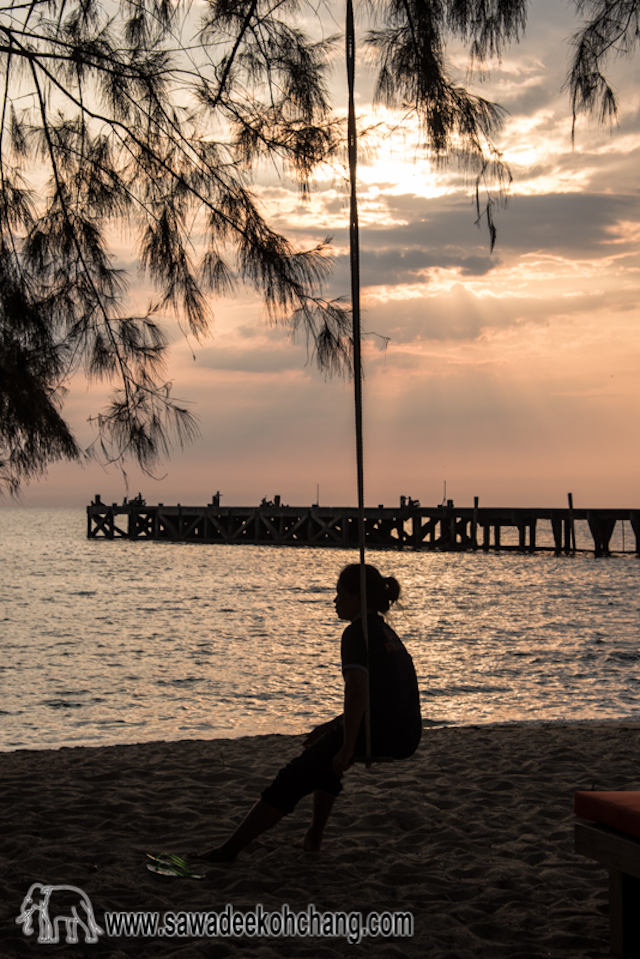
[{"x1": 341, "y1": 613, "x2": 422, "y2": 758}]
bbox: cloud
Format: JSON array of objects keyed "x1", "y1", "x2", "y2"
[
  {"x1": 195, "y1": 344, "x2": 313, "y2": 375},
  {"x1": 365, "y1": 284, "x2": 493, "y2": 342},
  {"x1": 330, "y1": 244, "x2": 497, "y2": 290}
]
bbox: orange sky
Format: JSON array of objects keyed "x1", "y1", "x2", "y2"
[{"x1": 9, "y1": 0, "x2": 640, "y2": 510}]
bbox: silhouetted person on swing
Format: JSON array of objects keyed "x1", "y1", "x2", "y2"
[{"x1": 202, "y1": 564, "x2": 422, "y2": 862}]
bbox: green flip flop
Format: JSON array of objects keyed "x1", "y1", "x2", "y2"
[{"x1": 146, "y1": 852, "x2": 206, "y2": 879}]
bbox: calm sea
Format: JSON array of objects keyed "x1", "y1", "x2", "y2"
[{"x1": 1, "y1": 508, "x2": 639, "y2": 751}]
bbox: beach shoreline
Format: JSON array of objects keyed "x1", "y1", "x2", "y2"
[
  {"x1": 2, "y1": 722, "x2": 638, "y2": 957},
  {"x1": 4, "y1": 713, "x2": 640, "y2": 755}
]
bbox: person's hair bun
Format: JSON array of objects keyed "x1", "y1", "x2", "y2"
[
  {"x1": 384, "y1": 576, "x2": 401, "y2": 607},
  {"x1": 338, "y1": 564, "x2": 401, "y2": 613}
]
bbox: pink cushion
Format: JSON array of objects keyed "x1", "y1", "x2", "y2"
[{"x1": 574, "y1": 791, "x2": 640, "y2": 840}]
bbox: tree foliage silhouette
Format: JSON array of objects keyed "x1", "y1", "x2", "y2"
[
  {"x1": 0, "y1": 0, "x2": 527, "y2": 492},
  {"x1": 566, "y1": 0, "x2": 640, "y2": 134}
]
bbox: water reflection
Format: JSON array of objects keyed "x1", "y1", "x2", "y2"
[{"x1": 1, "y1": 509, "x2": 639, "y2": 749}]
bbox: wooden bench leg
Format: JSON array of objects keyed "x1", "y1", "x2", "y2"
[{"x1": 609, "y1": 869, "x2": 640, "y2": 957}]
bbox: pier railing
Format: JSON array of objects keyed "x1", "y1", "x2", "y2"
[{"x1": 86, "y1": 497, "x2": 640, "y2": 556}]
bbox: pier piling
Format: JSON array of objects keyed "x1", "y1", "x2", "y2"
[{"x1": 587, "y1": 512, "x2": 618, "y2": 557}]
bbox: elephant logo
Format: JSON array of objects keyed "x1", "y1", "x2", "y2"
[{"x1": 16, "y1": 883, "x2": 104, "y2": 944}]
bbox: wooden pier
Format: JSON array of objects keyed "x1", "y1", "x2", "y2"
[{"x1": 87, "y1": 495, "x2": 640, "y2": 556}]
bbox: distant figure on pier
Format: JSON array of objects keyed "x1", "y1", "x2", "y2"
[
  {"x1": 130, "y1": 493, "x2": 146, "y2": 506},
  {"x1": 200, "y1": 563, "x2": 422, "y2": 863}
]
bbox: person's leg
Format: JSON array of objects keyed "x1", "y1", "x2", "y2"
[
  {"x1": 303, "y1": 789, "x2": 336, "y2": 852},
  {"x1": 202, "y1": 799, "x2": 284, "y2": 862},
  {"x1": 204, "y1": 727, "x2": 344, "y2": 862}
]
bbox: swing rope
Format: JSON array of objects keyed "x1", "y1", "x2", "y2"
[{"x1": 346, "y1": 0, "x2": 372, "y2": 766}]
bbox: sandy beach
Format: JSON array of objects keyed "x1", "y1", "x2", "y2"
[{"x1": 2, "y1": 722, "x2": 639, "y2": 958}]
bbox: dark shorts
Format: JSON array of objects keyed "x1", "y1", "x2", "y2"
[
  {"x1": 260, "y1": 719, "x2": 421, "y2": 815},
  {"x1": 261, "y1": 726, "x2": 344, "y2": 815}
]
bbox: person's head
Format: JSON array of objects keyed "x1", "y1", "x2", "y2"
[{"x1": 334, "y1": 563, "x2": 401, "y2": 621}]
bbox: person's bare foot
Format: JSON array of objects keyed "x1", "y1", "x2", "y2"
[{"x1": 302, "y1": 828, "x2": 323, "y2": 852}]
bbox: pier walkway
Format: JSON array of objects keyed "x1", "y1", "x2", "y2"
[{"x1": 87, "y1": 496, "x2": 640, "y2": 556}]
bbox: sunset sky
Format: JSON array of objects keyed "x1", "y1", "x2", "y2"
[{"x1": 11, "y1": 0, "x2": 640, "y2": 510}]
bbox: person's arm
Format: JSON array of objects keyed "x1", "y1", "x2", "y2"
[
  {"x1": 303, "y1": 714, "x2": 343, "y2": 748},
  {"x1": 333, "y1": 668, "x2": 367, "y2": 775}
]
